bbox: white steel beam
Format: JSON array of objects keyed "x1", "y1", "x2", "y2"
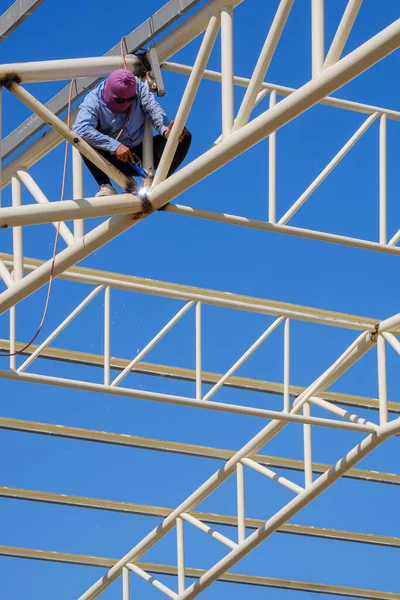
[
  {"x1": 0, "y1": 55, "x2": 142, "y2": 84},
  {"x1": 2, "y1": 486, "x2": 400, "y2": 547},
  {"x1": 220, "y1": 6, "x2": 234, "y2": 136},
  {"x1": 0, "y1": 194, "x2": 143, "y2": 228},
  {"x1": 152, "y1": 14, "x2": 220, "y2": 186},
  {"x1": 78, "y1": 331, "x2": 375, "y2": 598},
  {"x1": 0, "y1": 415, "x2": 397, "y2": 485},
  {"x1": 233, "y1": 0, "x2": 293, "y2": 130},
  {"x1": 312, "y1": 0, "x2": 325, "y2": 77},
  {"x1": 16, "y1": 170, "x2": 74, "y2": 245},
  {"x1": 0, "y1": 367, "x2": 376, "y2": 432},
  {"x1": 0, "y1": 0, "x2": 44, "y2": 42},
  {"x1": 163, "y1": 62, "x2": 400, "y2": 121},
  {"x1": 1, "y1": 546, "x2": 398, "y2": 599},
  {"x1": 0, "y1": 252, "x2": 386, "y2": 331},
  {"x1": 278, "y1": 112, "x2": 379, "y2": 225},
  {"x1": 324, "y1": 0, "x2": 363, "y2": 68},
  {"x1": 2, "y1": 15, "x2": 397, "y2": 316}
]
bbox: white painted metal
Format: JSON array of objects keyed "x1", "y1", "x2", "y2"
[
  {"x1": 203, "y1": 317, "x2": 284, "y2": 401},
  {"x1": 104, "y1": 286, "x2": 111, "y2": 386},
  {"x1": 233, "y1": 0, "x2": 293, "y2": 131},
  {"x1": 0, "y1": 367, "x2": 378, "y2": 431},
  {"x1": 283, "y1": 318, "x2": 290, "y2": 411},
  {"x1": 0, "y1": 55, "x2": 141, "y2": 83},
  {"x1": 377, "y1": 335, "x2": 388, "y2": 425},
  {"x1": 181, "y1": 513, "x2": 237, "y2": 550},
  {"x1": 324, "y1": 0, "x2": 363, "y2": 68},
  {"x1": 278, "y1": 112, "x2": 379, "y2": 225},
  {"x1": 268, "y1": 89, "x2": 277, "y2": 223},
  {"x1": 176, "y1": 518, "x2": 186, "y2": 595},
  {"x1": 0, "y1": 260, "x2": 14, "y2": 288},
  {"x1": 152, "y1": 14, "x2": 220, "y2": 187},
  {"x1": 16, "y1": 170, "x2": 74, "y2": 245},
  {"x1": 379, "y1": 114, "x2": 387, "y2": 244},
  {"x1": 241, "y1": 457, "x2": 304, "y2": 494},
  {"x1": 17, "y1": 285, "x2": 104, "y2": 373},
  {"x1": 0, "y1": 193, "x2": 143, "y2": 228},
  {"x1": 220, "y1": 6, "x2": 234, "y2": 137},
  {"x1": 162, "y1": 61, "x2": 400, "y2": 121},
  {"x1": 196, "y1": 301, "x2": 202, "y2": 400},
  {"x1": 111, "y1": 301, "x2": 195, "y2": 387},
  {"x1": 303, "y1": 402, "x2": 313, "y2": 487},
  {"x1": 77, "y1": 330, "x2": 380, "y2": 599},
  {"x1": 72, "y1": 147, "x2": 85, "y2": 239},
  {"x1": 122, "y1": 567, "x2": 130, "y2": 600},
  {"x1": 127, "y1": 563, "x2": 178, "y2": 600},
  {"x1": 236, "y1": 462, "x2": 246, "y2": 543},
  {"x1": 312, "y1": 0, "x2": 325, "y2": 77}
]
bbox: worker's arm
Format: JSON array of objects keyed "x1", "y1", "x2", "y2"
[
  {"x1": 73, "y1": 100, "x2": 120, "y2": 153},
  {"x1": 137, "y1": 79, "x2": 170, "y2": 137}
]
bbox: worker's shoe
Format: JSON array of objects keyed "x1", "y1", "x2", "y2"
[{"x1": 95, "y1": 183, "x2": 118, "y2": 197}]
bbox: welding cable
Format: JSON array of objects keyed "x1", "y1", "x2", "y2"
[{"x1": 0, "y1": 80, "x2": 75, "y2": 357}]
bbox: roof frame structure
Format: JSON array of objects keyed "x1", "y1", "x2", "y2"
[{"x1": 0, "y1": 0, "x2": 44, "y2": 42}]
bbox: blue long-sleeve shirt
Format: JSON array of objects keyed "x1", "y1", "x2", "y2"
[{"x1": 72, "y1": 78, "x2": 170, "y2": 153}]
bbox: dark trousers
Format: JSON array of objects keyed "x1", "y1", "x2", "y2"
[{"x1": 82, "y1": 131, "x2": 192, "y2": 186}]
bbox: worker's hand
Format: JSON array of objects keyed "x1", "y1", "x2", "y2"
[
  {"x1": 164, "y1": 120, "x2": 187, "y2": 143},
  {"x1": 115, "y1": 144, "x2": 134, "y2": 163}
]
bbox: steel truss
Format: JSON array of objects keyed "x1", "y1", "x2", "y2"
[{"x1": 1, "y1": 0, "x2": 400, "y2": 599}]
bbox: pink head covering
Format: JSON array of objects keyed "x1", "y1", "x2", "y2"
[{"x1": 104, "y1": 69, "x2": 137, "y2": 113}]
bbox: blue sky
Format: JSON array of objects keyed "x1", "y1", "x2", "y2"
[{"x1": 1, "y1": 0, "x2": 400, "y2": 598}]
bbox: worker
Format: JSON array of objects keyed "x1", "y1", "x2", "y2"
[{"x1": 72, "y1": 69, "x2": 192, "y2": 197}]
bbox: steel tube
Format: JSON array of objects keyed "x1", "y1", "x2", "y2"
[
  {"x1": 303, "y1": 402, "x2": 313, "y2": 487},
  {"x1": 203, "y1": 317, "x2": 284, "y2": 401},
  {"x1": 6, "y1": 82, "x2": 139, "y2": 193},
  {"x1": 312, "y1": 0, "x2": 325, "y2": 77},
  {"x1": 236, "y1": 463, "x2": 246, "y2": 543},
  {"x1": 122, "y1": 568, "x2": 130, "y2": 600},
  {"x1": 167, "y1": 202, "x2": 400, "y2": 255},
  {"x1": 283, "y1": 318, "x2": 290, "y2": 411},
  {"x1": 0, "y1": 193, "x2": 144, "y2": 228},
  {"x1": 0, "y1": 261, "x2": 14, "y2": 288},
  {"x1": 324, "y1": 0, "x2": 363, "y2": 68},
  {"x1": 16, "y1": 170, "x2": 74, "y2": 245},
  {"x1": 104, "y1": 286, "x2": 111, "y2": 386},
  {"x1": 196, "y1": 301, "x2": 202, "y2": 400},
  {"x1": 233, "y1": 0, "x2": 293, "y2": 130},
  {"x1": 77, "y1": 331, "x2": 374, "y2": 600},
  {"x1": 176, "y1": 518, "x2": 186, "y2": 594},
  {"x1": 0, "y1": 20, "x2": 398, "y2": 319},
  {"x1": 0, "y1": 55, "x2": 141, "y2": 83},
  {"x1": 152, "y1": 14, "x2": 220, "y2": 186},
  {"x1": 179, "y1": 418, "x2": 400, "y2": 600},
  {"x1": 309, "y1": 395, "x2": 376, "y2": 429},
  {"x1": 278, "y1": 112, "x2": 379, "y2": 225},
  {"x1": 111, "y1": 301, "x2": 195, "y2": 387},
  {"x1": 17, "y1": 285, "x2": 104, "y2": 373},
  {"x1": 72, "y1": 147, "x2": 85, "y2": 239},
  {"x1": 149, "y1": 20, "x2": 400, "y2": 210},
  {"x1": 241, "y1": 457, "x2": 303, "y2": 494},
  {"x1": 377, "y1": 336, "x2": 388, "y2": 425},
  {"x1": 162, "y1": 61, "x2": 400, "y2": 121},
  {"x1": 378, "y1": 313, "x2": 400, "y2": 335},
  {"x1": 268, "y1": 89, "x2": 277, "y2": 223},
  {"x1": 382, "y1": 332, "x2": 400, "y2": 357},
  {"x1": 181, "y1": 513, "x2": 237, "y2": 550},
  {"x1": 10, "y1": 177, "x2": 23, "y2": 371},
  {"x1": 127, "y1": 563, "x2": 177, "y2": 600},
  {"x1": 221, "y1": 6, "x2": 234, "y2": 137},
  {"x1": 379, "y1": 113, "x2": 387, "y2": 244}
]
